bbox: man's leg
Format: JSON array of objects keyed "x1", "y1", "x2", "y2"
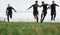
[
  {"x1": 51, "y1": 13, "x2": 53, "y2": 21},
  {"x1": 41, "y1": 12, "x2": 44, "y2": 21},
  {"x1": 36, "y1": 14, "x2": 39, "y2": 23},
  {"x1": 41, "y1": 11, "x2": 47, "y2": 23},
  {"x1": 7, "y1": 14, "x2": 9, "y2": 22},
  {"x1": 34, "y1": 13, "x2": 39, "y2": 23},
  {"x1": 41, "y1": 14, "x2": 44, "y2": 23},
  {"x1": 41, "y1": 13, "x2": 46, "y2": 23},
  {"x1": 54, "y1": 12, "x2": 56, "y2": 21},
  {"x1": 41, "y1": 13, "x2": 44, "y2": 23},
  {"x1": 34, "y1": 15, "x2": 38, "y2": 23},
  {"x1": 10, "y1": 14, "x2": 12, "y2": 19},
  {"x1": 42, "y1": 15, "x2": 45, "y2": 21}
]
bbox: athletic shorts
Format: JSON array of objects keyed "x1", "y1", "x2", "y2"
[
  {"x1": 7, "y1": 13, "x2": 12, "y2": 18},
  {"x1": 51, "y1": 12, "x2": 56, "y2": 16},
  {"x1": 33, "y1": 11, "x2": 38, "y2": 16},
  {"x1": 42, "y1": 10, "x2": 47, "y2": 16}
]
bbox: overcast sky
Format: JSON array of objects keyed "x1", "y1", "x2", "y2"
[{"x1": 0, "y1": 0, "x2": 60, "y2": 22}]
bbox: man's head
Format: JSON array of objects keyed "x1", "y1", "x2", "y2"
[
  {"x1": 8, "y1": 4, "x2": 10, "y2": 7},
  {"x1": 42, "y1": 1, "x2": 44, "y2": 4},
  {"x1": 52, "y1": 1, "x2": 55, "y2": 4},
  {"x1": 35, "y1": 1, "x2": 38, "y2": 4}
]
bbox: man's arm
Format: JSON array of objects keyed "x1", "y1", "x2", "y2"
[
  {"x1": 47, "y1": 5, "x2": 51, "y2": 9},
  {"x1": 47, "y1": 4, "x2": 51, "y2": 9},
  {"x1": 12, "y1": 7, "x2": 16, "y2": 12},
  {"x1": 27, "y1": 5, "x2": 33, "y2": 10},
  {"x1": 47, "y1": 4, "x2": 49, "y2": 6},
  {"x1": 55, "y1": 4, "x2": 59, "y2": 7},
  {"x1": 40, "y1": 5, "x2": 43, "y2": 7},
  {"x1": 37, "y1": 4, "x2": 40, "y2": 7}
]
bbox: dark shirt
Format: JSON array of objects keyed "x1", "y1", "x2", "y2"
[
  {"x1": 6, "y1": 7, "x2": 15, "y2": 14},
  {"x1": 32, "y1": 4, "x2": 38, "y2": 12},
  {"x1": 51, "y1": 4, "x2": 58, "y2": 12},
  {"x1": 41, "y1": 4, "x2": 48, "y2": 11},
  {"x1": 30, "y1": 4, "x2": 39, "y2": 13}
]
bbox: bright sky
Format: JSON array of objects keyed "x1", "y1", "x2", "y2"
[{"x1": 0, "y1": 0, "x2": 60, "y2": 22}]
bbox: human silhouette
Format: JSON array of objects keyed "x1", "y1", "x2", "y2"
[
  {"x1": 6, "y1": 4, "x2": 16, "y2": 22},
  {"x1": 40, "y1": 1, "x2": 49, "y2": 23},
  {"x1": 48, "y1": 1, "x2": 59, "y2": 21},
  {"x1": 27, "y1": 1, "x2": 40, "y2": 23}
]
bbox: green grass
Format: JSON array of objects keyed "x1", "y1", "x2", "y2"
[{"x1": 0, "y1": 22, "x2": 60, "y2": 35}]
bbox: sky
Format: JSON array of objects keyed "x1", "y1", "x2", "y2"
[{"x1": 0, "y1": 0, "x2": 60, "y2": 22}]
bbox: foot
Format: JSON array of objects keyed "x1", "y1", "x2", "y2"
[
  {"x1": 36, "y1": 18, "x2": 38, "y2": 23},
  {"x1": 53, "y1": 18, "x2": 55, "y2": 21},
  {"x1": 41, "y1": 19, "x2": 43, "y2": 23}
]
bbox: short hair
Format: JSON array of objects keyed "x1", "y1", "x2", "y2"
[
  {"x1": 42, "y1": 1, "x2": 44, "y2": 3},
  {"x1": 52, "y1": 1, "x2": 55, "y2": 2},
  {"x1": 35, "y1": 1, "x2": 38, "y2": 2}
]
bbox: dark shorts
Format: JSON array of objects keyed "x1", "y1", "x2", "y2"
[
  {"x1": 33, "y1": 11, "x2": 38, "y2": 16},
  {"x1": 51, "y1": 12, "x2": 56, "y2": 16},
  {"x1": 42, "y1": 10, "x2": 47, "y2": 17},
  {"x1": 7, "y1": 13, "x2": 12, "y2": 18}
]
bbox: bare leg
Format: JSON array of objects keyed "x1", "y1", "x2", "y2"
[
  {"x1": 34, "y1": 14, "x2": 39, "y2": 23},
  {"x1": 41, "y1": 12, "x2": 44, "y2": 23}
]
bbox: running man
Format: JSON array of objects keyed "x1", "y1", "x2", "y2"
[
  {"x1": 48, "y1": 1, "x2": 59, "y2": 21},
  {"x1": 6, "y1": 4, "x2": 16, "y2": 22},
  {"x1": 40, "y1": 1, "x2": 49, "y2": 23},
  {"x1": 27, "y1": 1, "x2": 40, "y2": 23}
]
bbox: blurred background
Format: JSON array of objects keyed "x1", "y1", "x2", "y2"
[{"x1": 0, "y1": 0, "x2": 60, "y2": 22}]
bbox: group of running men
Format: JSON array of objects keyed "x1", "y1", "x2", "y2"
[
  {"x1": 6, "y1": 1, "x2": 59, "y2": 23},
  {"x1": 27, "y1": 1, "x2": 59, "y2": 23}
]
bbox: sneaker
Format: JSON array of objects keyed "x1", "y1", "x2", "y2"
[
  {"x1": 53, "y1": 18, "x2": 55, "y2": 21},
  {"x1": 41, "y1": 19, "x2": 43, "y2": 23}
]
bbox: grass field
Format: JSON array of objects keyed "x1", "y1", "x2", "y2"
[{"x1": 0, "y1": 22, "x2": 60, "y2": 35}]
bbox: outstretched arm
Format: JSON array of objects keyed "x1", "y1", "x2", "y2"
[
  {"x1": 27, "y1": 5, "x2": 33, "y2": 10},
  {"x1": 47, "y1": 4, "x2": 50, "y2": 9},
  {"x1": 40, "y1": 5, "x2": 43, "y2": 7},
  {"x1": 56, "y1": 4, "x2": 59, "y2": 7},
  {"x1": 37, "y1": 4, "x2": 40, "y2": 7},
  {"x1": 12, "y1": 7, "x2": 16, "y2": 12}
]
